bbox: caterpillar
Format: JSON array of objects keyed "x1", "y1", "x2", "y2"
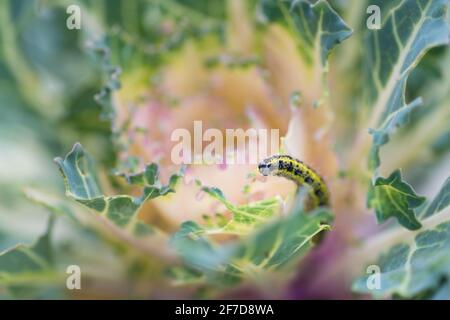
[{"x1": 258, "y1": 155, "x2": 329, "y2": 208}]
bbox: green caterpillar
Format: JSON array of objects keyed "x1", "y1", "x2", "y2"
[{"x1": 258, "y1": 155, "x2": 329, "y2": 208}]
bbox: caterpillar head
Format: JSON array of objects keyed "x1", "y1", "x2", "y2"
[{"x1": 258, "y1": 158, "x2": 277, "y2": 176}]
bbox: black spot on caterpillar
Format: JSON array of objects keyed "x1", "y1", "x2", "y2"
[{"x1": 258, "y1": 155, "x2": 329, "y2": 208}]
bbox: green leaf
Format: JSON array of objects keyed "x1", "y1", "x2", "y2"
[
  {"x1": 368, "y1": 98, "x2": 423, "y2": 169},
  {"x1": 54, "y1": 143, "x2": 183, "y2": 236},
  {"x1": 353, "y1": 176, "x2": 450, "y2": 298},
  {"x1": 378, "y1": 47, "x2": 450, "y2": 173},
  {"x1": 0, "y1": 216, "x2": 56, "y2": 287},
  {"x1": 368, "y1": 169, "x2": 425, "y2": 230},
  {"x1": 200, "y1": 186, "x2": 281, "y2": 235},
  {"x1": 171, "y1": 192, "x2": 332, "y2": 285},
  {"x1": 363, "y1": 0, "x2": 449, "y2": 170},
  {"x1": 171, "y1": 221, "x2": 233, "y2": 276},
  {"x1": 232, "y1": 206, "x2": 331, "y2": 271},
  {"x1": 260, "y1": 0, "x2": 352, "y2": 68}
]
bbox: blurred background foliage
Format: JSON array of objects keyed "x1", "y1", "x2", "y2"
[
  {"x1": 0, "y1": 0, "x2": 233, "y2": 299},
  {"x1": 1, "y1": 0, "x2": 106, "y2": 253}
]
